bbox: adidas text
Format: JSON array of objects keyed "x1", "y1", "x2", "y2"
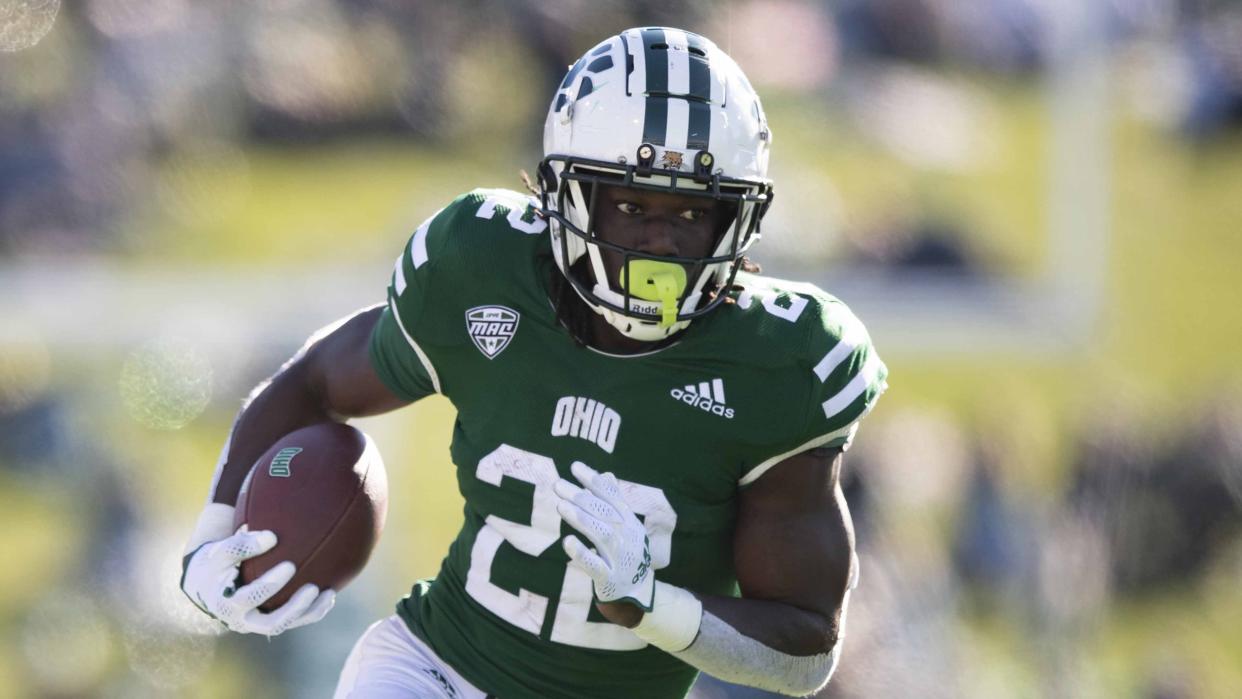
[{"x1": 670, "y1": 386, "x2": 735, "y2": 419}]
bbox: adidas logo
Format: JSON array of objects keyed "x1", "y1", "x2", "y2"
[{"x1": 670, "y1": 378, "x2": 735, "y2": 419}]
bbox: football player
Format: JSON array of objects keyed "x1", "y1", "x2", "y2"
[{"x1": 181, "y1": 27, "x2": 887, "y2": 698}]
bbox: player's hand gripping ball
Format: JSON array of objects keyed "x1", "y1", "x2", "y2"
[
  {"x1": 181, "y1": 524, "x2": 335, "y2": 636},
  {"x1": 233, "y1": 423, "x2": 388, "y2": 611},
  {"x1": 181, "y1": 423, "x2": 387, "y2": 635}
]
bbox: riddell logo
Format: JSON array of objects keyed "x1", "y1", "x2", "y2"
[
  {"x1": 629, "y1": 300, "x2": 660, "y2": 316},
  {"x1": 670, "y1": 379, "x2": 735, "y2": 419}
]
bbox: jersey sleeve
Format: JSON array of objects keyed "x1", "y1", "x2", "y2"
[
  {"x1": 368, "y1": 304, "x2": 437, "y2": 401},
  {"x1": 366, "y1": 188, "x2": 547, "y2": 401},
  {"x1": 739, "y1": 296, "x2": 888, "y2": 486},
  {"x1": 807, "y1": 301, "x2": 888, "y2": 444},
  {"x1": 365, "y1": 193, "x2": 477, "y2": 401}
]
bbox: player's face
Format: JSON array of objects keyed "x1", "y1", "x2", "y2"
[{"x1": 592, "y1": 185, "x2": 730, "y2": 279}]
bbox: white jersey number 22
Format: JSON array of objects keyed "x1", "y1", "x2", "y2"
[{"x1": 464, "y1": 444, "x2": 677, "y2": 651}]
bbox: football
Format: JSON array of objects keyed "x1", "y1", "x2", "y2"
[{"x1": 233, "y1": 422, "x2": 388, "y2": 612}]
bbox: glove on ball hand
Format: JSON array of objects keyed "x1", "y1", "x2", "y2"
[{"x1": 180, "y1": 504, "x2": 334, "y2": 636}]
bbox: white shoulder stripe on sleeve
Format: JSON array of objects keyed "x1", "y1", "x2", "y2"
[
  {"x1": 410, "y1": 218, "x2": 431, "y2": 270},
  {"x1": 392, "y1": 253, "x2": 407, "y2": 296},
  {"x1": 388, "y1": 297, "x2": 441, "y2": 394},
  {"x1": 397, "y1": 207, "x2": 445, "y2": 293},
  {"x1": 812, "y1": 317, "x2": 866, "y2": 382},
  {"x1": 821, "y1": 352, "x2": 884, "y2": 421},
  {"x1": 739, "y1": 423, "x2": 858, "y2": 486}
]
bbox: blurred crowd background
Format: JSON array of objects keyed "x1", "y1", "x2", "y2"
[{"x1": 2, "y1": 0, "x2": 1241, "y2": 697}]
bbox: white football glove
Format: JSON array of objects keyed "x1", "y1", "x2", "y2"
[
  {"x1": 180, "y1": 503, "x2": 335, "y2": 636},
  {"x1": 554, "y1": 462, "x2": 655, "y2": 611}
]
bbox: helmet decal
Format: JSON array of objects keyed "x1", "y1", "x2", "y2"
[
  {"x1": 638, "y1": 27, "x2": 715, "y2": 153},
  {"x1": 553, "y1": 51, "x2": 617, "y2": 120}
]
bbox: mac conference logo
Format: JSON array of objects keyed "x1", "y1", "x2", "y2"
[{"x1": 465, "y1": 305, "x2": 520, "y2": 359}]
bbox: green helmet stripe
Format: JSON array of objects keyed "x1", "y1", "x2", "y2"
[{"x1": 641, "y1": 28, "x2": 669, "y2": 145}]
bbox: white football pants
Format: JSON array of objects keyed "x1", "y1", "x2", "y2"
[{"x1": 334, "y1": 616, "x2": 490, "y2": 699}]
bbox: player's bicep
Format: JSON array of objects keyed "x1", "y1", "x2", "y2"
[
  {"x1": 734, "y1": 448, "x2": 855, "y2": 623},
  {"x1": 301, "y1": 305, "x2": 413, "y2": 417}
]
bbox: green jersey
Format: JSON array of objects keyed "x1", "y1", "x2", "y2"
[{"x1": 367, "y1": 188, "x2": 887, "y2": 699}]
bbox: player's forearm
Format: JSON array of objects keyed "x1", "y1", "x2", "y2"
[
  {"x1": 696, "y1": 592, "x2": 841, "y2": 656},
  {"x1": 205, "y1": 306, "x2": 400, "y2": 506},
  {"x1": 209, "y1": 360, "x2": 339, "y2": 505},
  {"x1": 603, "y1": 541, "x2": 856, "y2": 696},
  {"x1": 619, "y1": 579, "x2": 853, "y2": 697},
  {"x1": 672, "y1": 608, "x2": 842, "y2": 697},
  {"x1": 600, "y1": 555, "x2": 850, "y2": 655},
  {"x1": 601, "y1": 582, "x2": 846, "y2": 696},
  {"x1": 601, "y1": 587, "x2": 841, "y2": 654}
]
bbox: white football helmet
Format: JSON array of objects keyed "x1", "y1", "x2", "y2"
[{"x1": 540, "y1": 27, "x2": 774, "y2": 342}]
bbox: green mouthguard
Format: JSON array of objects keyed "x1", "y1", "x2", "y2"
[{"x1": 620, "y1": 259, "x2": 687, "y2": 328}]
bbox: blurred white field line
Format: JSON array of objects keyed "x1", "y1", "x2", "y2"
[
  {"x1": 814, "y1": 273, "x2": 1101, "y2": 356},
  {"x1": 0, "y1": 259, "x2": 384, "y2": 422},
  {"x1": 0, "y1": 259, "x2": 386, "y2": 352},
  {"x1": 0, "y1": 255, "x2": 1103, "y2": 359}
]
